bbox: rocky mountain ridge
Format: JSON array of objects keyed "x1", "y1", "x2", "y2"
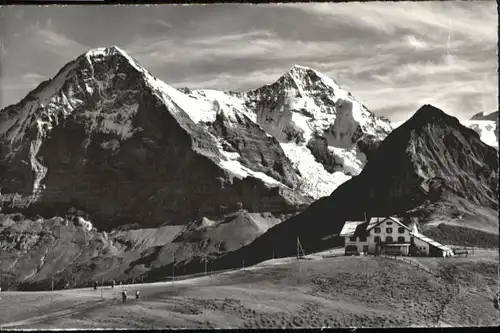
[{"x1": 0, "y1": 46, "x2": 393, "y2": 230}]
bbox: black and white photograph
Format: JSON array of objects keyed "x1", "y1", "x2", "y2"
[{"x1": 0, "y1": 1, "x2": 498, "y2": 329}]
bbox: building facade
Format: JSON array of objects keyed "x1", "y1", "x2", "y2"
[{"x1": 340, "y1": 216, "x2": 453, "y2": 257}]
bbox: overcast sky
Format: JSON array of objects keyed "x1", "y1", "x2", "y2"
[{"x1": 0, "y1": 2, "x2": 497, "y2": 122}]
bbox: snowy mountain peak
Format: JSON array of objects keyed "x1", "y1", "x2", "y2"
[
  {"x1": 275, "y1": 65, "x2": 341, "y2": 94},
  {"x1": 83, "y1": 46, "x2": 149, "y2": 75},
  {"x1": 470, "y1": 111, "x2": 499, "y2": 121},
  {"x1": 85, "y1": 45, "x2": 125, "y2": 57}
]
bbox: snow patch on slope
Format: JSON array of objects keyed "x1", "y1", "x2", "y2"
[
  {"x1": 81, "y1": 103, "x2": 139, "y2": 140},
  {"x1": 151, "y1": 78, "x2": 217, "y2": 124},
  {"x1": 460, "y1": 119, "x2": 498, "y2": 148},
  {"x1": 75, "y1": 216, "x2": 94, "y2": 232},
  {"x1": 216, "y1": 139, "x2": 282, "y2": 186},
  {"x1": 328, "y1": 146, "x2": 366, "y2": 176},
  {"x1": 280, "y1": 142, "x2": 351, "y2": 198},
  {"x1": 187, "y1": 89, "x2": 258, "y2": 124}
]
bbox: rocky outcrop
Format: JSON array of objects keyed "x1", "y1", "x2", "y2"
[
  {"x1": 306, "y1": 135, "x2": 340, "y2": 174},
  {"x1": 470, "y1": 111, "x2": 498, "y2": 121}
]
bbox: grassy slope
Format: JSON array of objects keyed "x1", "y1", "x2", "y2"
[{"x1": 0, "y1": 252, "x2": 498, "y2": 329}]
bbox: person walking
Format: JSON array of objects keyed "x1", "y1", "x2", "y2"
[
  {"x1": 94, "y1": 280, "x2": 98, "y2": 291},
  {"x1": 111, "y1": 280, "x2": 115, "y2": 289},
  {"x1": 135, "y1": 290, "x2": 140, "y2": 300},
  {"x1": 122, "y1": 290, "x2": 127, "y2": 304}
]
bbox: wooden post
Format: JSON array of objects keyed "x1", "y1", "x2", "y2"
[
  {"x1": 51, "y1": 277, "x2": 54, "y2": 292},
  {"x1": 205, "y1": 256, "x2": 207, "y2": 276},
  {"x1": 297, "y1": 237, "x2": 306, "y2": 260},
  {"x1": 172, "y1": 254, "x2": 175, "y2": 283},
  {"x1": 297, "y1": 237, "x2": 299, "y2": 261},
  {"x1": 242, "y1": 260, "x2": 245, "y2": 270},
  {"x1": 100, "y1": 277, "x2": 104, "y2": 299}
]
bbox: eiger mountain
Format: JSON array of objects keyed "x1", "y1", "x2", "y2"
[
  {"x1": 205, "y1": 105, "x2": 498, "y2": 274},
  {"x1": 0, "y1": 46, "x2": 392, "y2": 289}
]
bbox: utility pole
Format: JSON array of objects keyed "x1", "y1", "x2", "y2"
[
  {"x1": 297, "y1": 237, "x2": 306, "y2": 260},
  {"x1": 204, "y1": 256, "x2": 207, "y2": 276}
]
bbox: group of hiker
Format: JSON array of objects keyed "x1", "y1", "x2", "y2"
[
  {"x1": 120, "y1": 290, "x2": 140, "y2": 303},
  {"x1": 92, "y1": 279, "x2": 140, "y2": 303}
]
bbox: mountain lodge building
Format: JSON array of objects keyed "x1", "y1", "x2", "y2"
[{"x1": 340, "y1": 216, "x2": 454, "y2": 257}]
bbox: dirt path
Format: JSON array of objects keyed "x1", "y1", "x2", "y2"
[{"x1": 0, "y1": 298, "x2": 107, "y2": 328}]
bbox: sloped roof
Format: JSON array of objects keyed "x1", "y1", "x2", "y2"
[
  {"x1": 366, "y1": 216, "x2": 410, "y2": 232},
  {"x1": 341, "y1": 216, "x2": 412, "y2": 238},
  {"x1": 340, "y1": 221, "x2": 366, "y2": 237},
  {"x1": 411, "y1": 232, "x2": 452, "y2": 252}
]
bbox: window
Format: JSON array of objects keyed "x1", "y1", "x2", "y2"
[
  {"x1": 386, "y1": 228, "x2": 393, "y2": 233},
  {"x1": 359, "y1": 235, "x2": 367, "y2": 242},
  {"x1": 398, "y1": 227, "x2": 405, "y2": 233},
  {"x1": 386, "y1": 221, "x2": 393, "y2": 225},
  {"x1": 398, "y1": 236, "x2": 405, "y2": 242},
  {"x1": 363, "y1": 245, "x2": 369, "y2": 253},
  {"x1": 349, "y1": 236, "x2": 356, "y2": 242},
  {"x1": 374, "y1": 227, "x2": 381, "y2": 234},
  {"x1": 374, "y1": 236, "x2": 381, "y2": 243},
  {"x1": 386, "y1": 236, "x2": 393, "y2": 242}
]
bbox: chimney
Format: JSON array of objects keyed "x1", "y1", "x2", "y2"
[{"x1": 409, "y1": 218, "x2": 420, "y2": 235}]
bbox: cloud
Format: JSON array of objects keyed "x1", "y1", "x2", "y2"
[
  {"x1": 123, "y1": 29, "x2": 355, "y2": 75},
  {"x1": 151, "y1": 19, "x2": 172, "y2": 30},
  {"x1": 405, "y1": 35, "x2": 428, "y2": 50},
  {"x1": 26, "y1": 19, "x2": 88, "y2": 56},
  {"x1": 169, "y1": 67, "x2": 289, "y2": 91},
  {"x1": 287, "y1": 2, "x2": 496, "y2": 43},
  {"x1": 21, "y1": 73, "x2": 46, "y2": 84},
  {"x1": 0, "y1": 2, "x2": 496, "y2": 124}
]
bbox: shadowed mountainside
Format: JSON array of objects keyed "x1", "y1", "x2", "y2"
[{"x1": 193, "y1": 105, "x2": 498, "y2": 275}]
